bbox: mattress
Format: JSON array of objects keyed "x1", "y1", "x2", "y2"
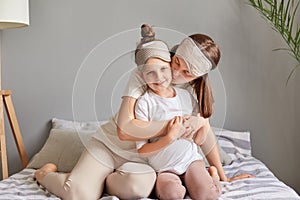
[{"x1": 0, "y1": 129, "x2": 299, "y2": 200}]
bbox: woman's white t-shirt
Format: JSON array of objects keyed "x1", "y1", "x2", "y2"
[{"x1": 135, "y1": 87, "x2": 202, "y2": 175}]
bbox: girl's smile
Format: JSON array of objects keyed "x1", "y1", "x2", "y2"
[{"x1": 142, "y1": 58, "x2": 174, "y2": 98}]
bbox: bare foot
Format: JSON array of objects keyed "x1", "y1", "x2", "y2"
[
  {"x1": 34, "y1": 163, "x2": 57, "y2": 183},
  {"x1": 208, "y1": 166, "x2": 220, "y2": 181}
]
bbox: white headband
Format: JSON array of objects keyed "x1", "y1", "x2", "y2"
[{"x1": 175, "y1": 37, "x2": 212, "y2": 77}]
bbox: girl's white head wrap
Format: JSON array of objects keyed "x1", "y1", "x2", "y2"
[{"x1": 135, "y1": 40, "x2": 171, "y2": 66}]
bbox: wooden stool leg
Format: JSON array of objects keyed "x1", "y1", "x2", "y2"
[
  {"x1": 0, "y1": 95, "x2": 8, "y2": 179},
  {"x1": 0, "y1": 135, "x2": 8, "y2": 179},
  {"x1": 3, "y1": 94, "x2": 28, "y2": 168}
]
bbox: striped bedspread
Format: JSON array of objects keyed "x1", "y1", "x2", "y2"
[
  {"x1": 0, "y1": 129, "x2": 299, "y2": 200},
  {"x1": 215, "y1": 129, "x2": 299, "y2": 199}
]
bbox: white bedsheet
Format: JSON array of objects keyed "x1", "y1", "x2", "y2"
[{"x1": 0, "y1": 129, "x2": 299, "y2": 200}]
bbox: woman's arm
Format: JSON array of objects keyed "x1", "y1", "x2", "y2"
[
  {"x1": 117, "y1": 96, "x2": 169, "y2": 141},
  {"x1": 137, "y1": 136, "x2": 173, "y2": 157},
  {"x1": 204, "y1": 142, "x2": 228, "y2": 181},
  {"x1": 201, "y1": 126, "x2": 255, "y2": 182},
  {"x1": 138, "y1": 116, "x2": 185, "y2": 157},
  {"x1": 199, "y1": 123, "x2": 228, "y2": 181}
]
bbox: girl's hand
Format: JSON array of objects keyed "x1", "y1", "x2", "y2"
[
  {"x1": 167, "y1": 116, "x2": 185, "y2": 141},
  {"x1": 226, "y1": 174, "x2": 255, "y2": 182}
]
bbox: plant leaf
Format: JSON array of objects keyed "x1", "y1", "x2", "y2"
[
  {"x1": 286, "y1": 63, "x2": 300, "y2": 86},
  {"x1": 247, "y1": 0, "x2": 300, "y2": 84}
]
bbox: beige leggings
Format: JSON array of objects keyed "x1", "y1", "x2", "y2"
[{"x1": 41, "y1": 138, "x2": 156, "y2": 200}]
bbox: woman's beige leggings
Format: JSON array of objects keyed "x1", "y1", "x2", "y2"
[{"x1": 41, "y1": 139, "x2": 156, "y2": 200}]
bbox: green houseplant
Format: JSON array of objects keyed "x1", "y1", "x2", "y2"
[{"x1": 247, "y1": 0, "x2": 300, "y2": 85}]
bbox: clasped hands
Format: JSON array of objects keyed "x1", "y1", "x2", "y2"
[
  {"x1": 166, "y1": 114, "x2": 208, "y2": 145},
  {"x1": 166, "y1": 114, "x2": 255, "y2": 182}
]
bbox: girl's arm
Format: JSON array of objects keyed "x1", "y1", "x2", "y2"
[{"x1": 117, "y1": 96, "x2": 169, "y2": 141}]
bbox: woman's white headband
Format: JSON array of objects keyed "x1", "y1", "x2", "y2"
[{"x1": 175, "y1": 37, "x2": 212, "y2": 77}]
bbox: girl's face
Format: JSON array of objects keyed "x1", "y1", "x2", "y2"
[
  {"x1": 170, "y1": 55, "x2": 198, "y2": 84},
  {"x1": 142, "y1": 58, "x2": 173, "y2": 96}
]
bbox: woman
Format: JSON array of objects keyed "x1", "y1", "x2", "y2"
[
  {"x1": 117, "y1": 26, "x2": 253, "y2": 182},
  {"x1": 35, "y1": 24, "x2": 252, "y2": 200}
]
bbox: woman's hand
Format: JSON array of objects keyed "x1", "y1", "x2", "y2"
[
  {"x1": 193, "y1": 127, "x2": 208, "y2": 145},
  {"x1": 193, "y1": 118, "x2": 210, "y2": 145},
  {"x1": 181, "y1": 114, "x2": 209, "y2": 144},
  {"x1": 226, "y1": 174, "x2": 255, "y2": 182},
  {"x1": 167, "y1": 116, "x2": 186, "y2": 141},
  {"x1": 183, "y1": 114, "x2": 206, "y2": 135}
]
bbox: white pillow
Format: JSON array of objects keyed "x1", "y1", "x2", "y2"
[{"x1": 213, "y1": 127, "x2": 252, "y2": 157}]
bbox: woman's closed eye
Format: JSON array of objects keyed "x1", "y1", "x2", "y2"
[
  {"x1": 175, "y1": 57, "x2": 180, "y2": 65},
  {"x1": 184, "y1": 70, "x2": 192, "y2": 76}
]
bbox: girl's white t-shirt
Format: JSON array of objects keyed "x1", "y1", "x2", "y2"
[
  {"x1": 135, "y1": 87, "x2": 202, "y2": 175},
  {"x1": 92, "y1": 68, "x2": 199, "y2": 163}
]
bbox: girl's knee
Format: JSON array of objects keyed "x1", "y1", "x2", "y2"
[
  {"x1": 191, "y1": 192, "x2": 220, "y2": 200},
  {"x1": 156, "y1": 184, "x2": 186, "y2": 200},
  {"x1": 157, "y1": 187, "x2": 186, "y2": 200},
  {"x1": 189, "y1": 184, "x2": 221, "y2": 200},
  {"x1": 156, "y1": 173, "x2": 186, "y2": 200}
]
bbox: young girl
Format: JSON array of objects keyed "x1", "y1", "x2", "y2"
[{"x1": 133, "y1": 26, "x2": 221, "y2": 200}]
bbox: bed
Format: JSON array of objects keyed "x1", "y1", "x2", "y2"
[{"x1": 0, "y1": 118, "x2": 299, "y2": 200}]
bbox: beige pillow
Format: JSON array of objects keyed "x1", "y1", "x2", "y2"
[
  {"x1": 27, "y1": 128, "x2": 93, "y2": 172},
  {"x1": 27, "y1": 119, "x2": 232, "y2": 172}
]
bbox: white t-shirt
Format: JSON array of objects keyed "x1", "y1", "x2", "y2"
[
  {"x1": 135, "y1": 87, "x2": 202, "y2": 175},
  {"x1": 92, "y1": 68, "x2": 208, "y2": 163}
]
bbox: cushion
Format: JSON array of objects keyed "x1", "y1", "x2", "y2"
[
  {"x1": 27, "y1": 118, "x2": 233, "y2": 172},
  {"x1": 27, "y1": 118, "x2": 101, "y2": 172},
  {"x1": 214, "y1": 128, "x2": 252, "y2": 157}
]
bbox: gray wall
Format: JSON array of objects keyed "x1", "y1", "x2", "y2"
[{"x1": 1, "y1": 0, "x2": 299, "y2": 193}]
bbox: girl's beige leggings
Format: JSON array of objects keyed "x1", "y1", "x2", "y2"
[{"x1": 41, "y1": 138, "x2": 156, "y2": 200}]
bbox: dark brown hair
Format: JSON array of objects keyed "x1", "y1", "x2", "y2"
[
  {"x1": 135, "y1": 24, "x2": 156, "y2": 56},
  {"x1": 189, "y1": 34, "x2": 221, "y2": 118}
]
